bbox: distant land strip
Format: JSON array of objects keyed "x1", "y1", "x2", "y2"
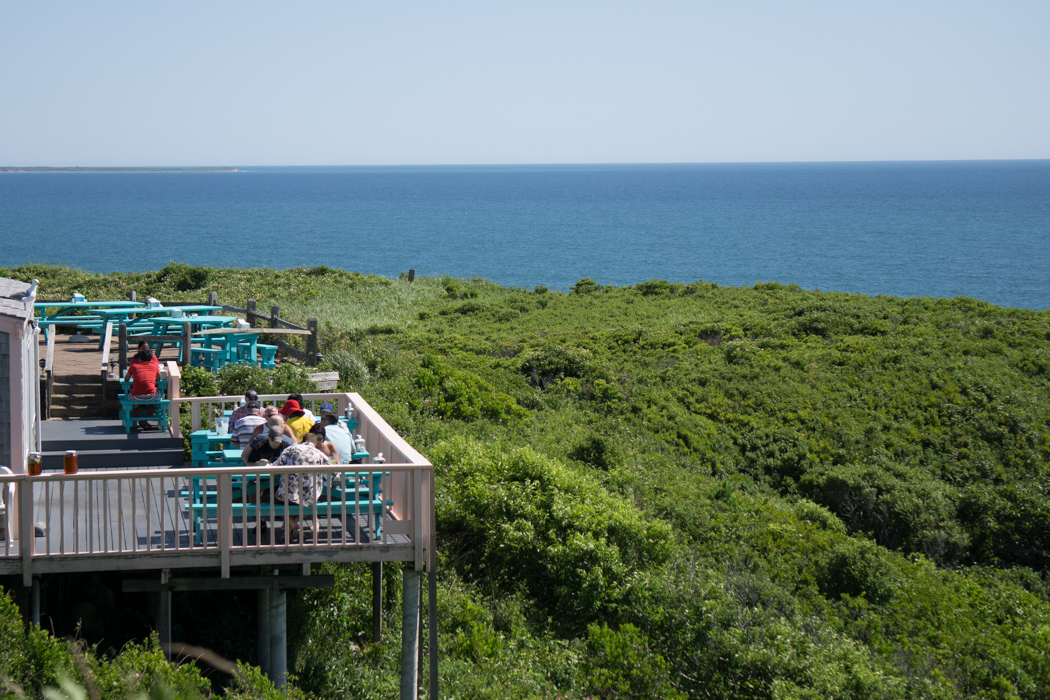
[{"x1": 0, "y1": 166, "x2": 239, "y2": 173}]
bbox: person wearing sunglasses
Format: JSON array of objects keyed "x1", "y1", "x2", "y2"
[{"x1": 305, "y1": 422, "x2": 338, "y2": 463}]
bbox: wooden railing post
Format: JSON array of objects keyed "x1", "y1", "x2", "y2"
[
  {"x1": 167, "y1": 362, "x2": 181, "y2": 438},
  {"x1": 246, "y1": 299, "x2": 257, "y2": 327},
  {"x1": 413, "y1": 469, "x2": 424, "y2": 571},
  {"x1": 128, "y1": 290, "x2": 137, "y2": 302},
  {"x1": 118, "y1": 324, "x2": 128, "y2": 376},
  {"x1": 306, "y1": 318, "x2": 319, "y2": 366},
  {"x1": 181, "y1": 325, "x2": 192, "y2": 367},
  {"x1": 208, "y1": 292, "x2": 218, "y2": 312},
  {"x1": 270, "y1": 305, "x2": 280, "y2": 329},
  {"x1": 20, "y1": 479, "x2": 34, "y2": 586},
  {"x1": 218, "y1": 473, "x2": 232, "y2": 578}
]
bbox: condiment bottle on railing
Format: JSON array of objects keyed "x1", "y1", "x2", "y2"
[
  {"x1": 27, "y1": 452, "x2": 42, "y2": 476},
  {"x1": 64, "y1": 450, "x2": 78, "y2": 475}
]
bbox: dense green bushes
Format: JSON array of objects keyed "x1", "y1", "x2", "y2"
[
  {"x1": 6, "y1": 264, "x2": 1050, "y2": 698},
  {"x1": 435, "y1": 438, "x2": 672, "y2": 625}
]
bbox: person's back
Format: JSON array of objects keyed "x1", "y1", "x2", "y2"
[
  {"x1": 324, "y1": 427, "x2": 354, "y2": 463},
  {"x1": 127, "y1": 342, "x2": 160, "y2": 398},
  {"x1": 322, "y1": 415, "x2": 355, "y2": 463},
  {"x1": 232, "y1": 414, "x2": 266, "y2": 447},
  {"x1": 279, "y1": 399, "x2": 313, "y2": 441}
]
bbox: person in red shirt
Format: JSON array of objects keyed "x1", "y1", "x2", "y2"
[{"x1": 127, "y1": 341, "x2": 161, "y2": 429}]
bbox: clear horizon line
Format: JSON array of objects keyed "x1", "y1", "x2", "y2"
[{"x1": 3, "y1": 157, "x2": 1050, "y2": 170}]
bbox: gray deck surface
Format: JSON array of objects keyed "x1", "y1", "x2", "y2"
[{"x1": 41, "y1": 418, "x2": 177, "y2": 444}]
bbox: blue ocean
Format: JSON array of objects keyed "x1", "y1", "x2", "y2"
[{"x1": 1, "y1": 161, "x2": 1048, "y2": 310}]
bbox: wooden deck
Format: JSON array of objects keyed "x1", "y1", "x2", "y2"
[{"x1": 42, "y1": 331, "x2": 184, "y2": 383}]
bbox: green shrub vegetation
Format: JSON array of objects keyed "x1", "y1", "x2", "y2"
[{"x1": 3, "y1": 263, "x2": 1050, "y2": 699}]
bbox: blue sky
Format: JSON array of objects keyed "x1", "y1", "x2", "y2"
[{"x1": 2, "y1": 1, "x2": 1048, "y2": 166}]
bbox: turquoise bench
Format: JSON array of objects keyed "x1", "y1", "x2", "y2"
[
  {"x1": 118, "y1": 395, "x2": 170, "y2": 433},
  {"x1": 190, "y1": 346, "x2": 224, "y2": 371},
  {"x1": 118, "y1": 375, "x2": 170, "y2": 433},
  {"x1": 190, "y1": 430, "x2": 235, "y2": 466},
  {"x1": 184, "y1": 473, "x2": 391, "y2": 545},
  {"x1": 256, "y1": 343, "x2": 277, "y2": 368}
]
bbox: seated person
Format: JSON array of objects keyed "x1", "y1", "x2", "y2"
[
  {"x1": 250, "y1": 432, "x2": 330, "y2": 539},
  {"x1": 320, "y1": 413, "x2": 355, "y2": 463},
  {"x1": 228, "y1": 389, "x2": 260, "y2": 429},
  {"x1": 249, "y1": 409, "x2": 297, "y2": 444},
  {"x1": 279, "y1": 399, "x2": 313, "y2": 442},
  {"x1": 242, "y1": 425, "x2": 294, "y2": 466},
  {"x1": 231, "y1": 401, "x2": 266, "y2": 447},
  {"x1": 288, "y1": 393, "x2": 316, "y2": 423},
  {"x1": 304, "y1": 422, "x2": 338, "y2": 463},
  {"x1": 127, "y1": 341, "x2": 161, "y2": 430}
]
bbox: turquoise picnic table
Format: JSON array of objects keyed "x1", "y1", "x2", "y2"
[
  {"x1": 190, "y1": 429, "x2": 237, "y2": 466},
  {"x1": 150, "y1": 314, "x2": 237, "y2": 335},
  {"x1": 93, "y1": 304, "x2": 224, "y2": 323},
  {"x1": 35, "y1": 299, "x2": 146, "y2": 340},
  {"x1": 191, "y1": 326, "x2": 310, "y2": 371},
  {"x1": 184, "y1": 468, "x2": 390, "y2": 544},
  {"x1": 94, "y1": 305, "x2": 226, "y2": 349}
]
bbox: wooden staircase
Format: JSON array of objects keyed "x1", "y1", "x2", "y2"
[{"x1": 49, "y1": 372, "x2": 104, "y2": 419}]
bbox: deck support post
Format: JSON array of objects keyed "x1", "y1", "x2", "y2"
[
  {"x1": 257, "y1": 587, "x2": 271, "y2": 677},
  {"x1": 400, "y1": 567, "x2": 421, "y2": 700},
  {"x1": 372, "y1": 562, "x2": 383, "y2": 642},
  {"x1": 269, "y1": 578, "x2": 287, "y2": 688},
  {"x1": 30, "y1": 577, "x2": 40, "y2": 626},
  {"x1": 429, "y1": 567, "x2": 438, "y2": 699},
  {"x1": 157, "y1": 570, "x2": 171, "y2": 659}
]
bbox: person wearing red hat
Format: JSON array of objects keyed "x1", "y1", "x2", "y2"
[{"x1": 279, "y1": 398, "x2": 313, "y2": 442}]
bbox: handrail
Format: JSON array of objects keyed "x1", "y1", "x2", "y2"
[
  {"x1": 43, "y1": 331, "x2": 56, "y2": 420},
  {"x1": 45, "y1": 331, "x2": 55, "y2": 372},
  {"x1": 166, "y1": 361, "x2": 181, "y2": 438},
  {"x1": 174, "y1": 392, "x2": 358, "y2": 433},
  {"x1": 99, "y1": 320, "x2": 113, "y2": 373}
]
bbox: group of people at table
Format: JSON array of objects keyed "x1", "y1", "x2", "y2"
[
  {"x1": 227, "y1": 390, "x2": 361, "y2": 515},
  {"x1": 125, "y1": 345, "x2": 371, "y2": 539}
]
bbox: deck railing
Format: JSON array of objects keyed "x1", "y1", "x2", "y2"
[
  {"x1": 0, "y1": 392, "x2": 433, "y2": 584},
  {"x1": 0, "y1": 462, "x2": 432, "y2": 585}
]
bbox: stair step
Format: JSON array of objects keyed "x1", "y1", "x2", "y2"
[
  {"x1": 49, "y1": 409, "x2": 102, "y2": 420},
  {"x1": 43, "y1": 435, "x2": 182, "y2": 453}
]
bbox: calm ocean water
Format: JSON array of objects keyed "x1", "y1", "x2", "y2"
[{"x1": 1, "y1": 162, "x2": 1048, "y2": 310}]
